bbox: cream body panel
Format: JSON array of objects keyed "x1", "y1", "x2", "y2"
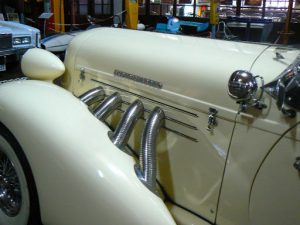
[
  {"x1": 63, "y1": 28, "x2": 300, "y2": 135},
  {"x1": 249, "y1": 126, "x2": 300, "y2": 225},
  {"x1": 167, "y1": 204, "x2": 211, "y2": 225},
  {"x1": 0, "y1": 81, "x2": 176, "y2": 225},
  {"x1": 216, "y1": 123, "x2": 281, "y2": 225},
  {"x1": 21, "y1": 48, "x2": 65, "y2": 81},
  {"x1": 217, "y1": 120, "x2": 300, "y2": 225},
  {"x1": 237, "y1": 46, "x2": 300, "y2": 139},
  {"x1": 216, "y1": 45, "x2": 300, "y2": 225},
  {"x1": 64, "y1": 28, "x2": 265, "y2": 119},
  {"x1": 65, "y1": 71, "x2": 233, "y2": 222},
  {"x1": 61, "y1": 28, "x2": 300, "y2": 224}
]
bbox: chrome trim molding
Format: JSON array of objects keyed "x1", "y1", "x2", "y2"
[
  {"x1": 90, "y1": 80, "x2": 199, "y2": 142},
  {"x1": 117, "y1": 106, "x2": 198, "y2": 142},
  {"x1": 114, "y1": 69, "x2": 163, "y2": 89},
  {"x1": 91, "y1": 79, "x2": 198, "y2": 118},
  {"x1": 81, "y1": 82, "x2": 199, "y2": 142}
]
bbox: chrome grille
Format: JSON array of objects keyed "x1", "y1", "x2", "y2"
[{"x1": 0, "y1": 33, "x2": 12, "y2": 50}]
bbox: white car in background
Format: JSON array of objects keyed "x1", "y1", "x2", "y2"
[{"x1": 0, "y1": 20, "x2": 40, "y2": 71}]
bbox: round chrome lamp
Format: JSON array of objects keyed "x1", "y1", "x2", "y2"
[{"x1": 228, "y1": 70, "x2": 258, "y2": 102}]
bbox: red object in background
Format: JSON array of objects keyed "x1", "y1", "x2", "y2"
[
  {"x1": 48, "y1": 1, "x2": 55, "y2": 34},
  {"x1": 244, "y1": 0, "x2": 262, "y2": 6}
]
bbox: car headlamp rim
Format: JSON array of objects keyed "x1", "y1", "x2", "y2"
[
  {"x1": 228, "y1": 70, "x2": 258, "y2": 102},
  {"x1": 21, "y1": 37, "x2": 31, "y2": 44},
  {"x1": 13, "y1": 36, "x2": 31, "y2": 45},
  {"x1": 13, "y1": 37, "x2": 22, "y2": 45}
]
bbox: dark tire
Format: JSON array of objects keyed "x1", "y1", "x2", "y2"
[{"x1": 0, "y1": 123, "x2": 41, "y2": 225}]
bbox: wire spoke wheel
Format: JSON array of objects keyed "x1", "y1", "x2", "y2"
[
  {"x1": 0, "y1": 123, "x2": 41, "y2": 225},
  {"x1": 0, "y1": 152, "x2": 22, "y2": 217}
]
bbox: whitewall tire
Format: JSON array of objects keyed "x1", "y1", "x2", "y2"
[{"x1": 0, "y1": 123, "x2": 41, "y2": 225}]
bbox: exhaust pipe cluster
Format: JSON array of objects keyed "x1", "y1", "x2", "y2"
[{"x1": 79, "y1": 88, "x2": 165, "y2": 193}]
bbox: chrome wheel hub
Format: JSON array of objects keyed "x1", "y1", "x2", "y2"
[{"x1": 0, "y1": 152, "x2": 21, "y2": 217}]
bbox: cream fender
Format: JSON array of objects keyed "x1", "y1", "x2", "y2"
[{"x1": 0, "y1": 80, "x2": 176, "y2": 225}]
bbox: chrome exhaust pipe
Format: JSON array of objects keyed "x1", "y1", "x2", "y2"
[
  {"x1": 93, "y1": 92, "x2": 122, "y2": 121},
  {"x1": 135, "y1": 107, "x2": 165, "y2": 193},
  {"x1": 109, "y1": 100, "x2": 144, "y2": 150},
  {"x1": 78, "y1": 87, "x2": 105, "y2": 105}
]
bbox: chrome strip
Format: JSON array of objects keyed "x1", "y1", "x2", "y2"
[
  {"x1": 91, "y1": 79, "x2": 198, "y2": 118},
  {"x1": 116, "y1": 107, "x2": 198, "y2": 142},
  {"x1": 122, "y1": 101, "x2": 198, "y2": 130},
  {"x1": 114, "y1": 69, "x2": 163, "y2": 89}
]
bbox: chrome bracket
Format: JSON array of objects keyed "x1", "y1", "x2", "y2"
[
  {"x1": 294, "y1": 157, "x2": 300, "y2": 172},
  {"x1": 207, "y1": 108, "x2": 218, "y2": 133},
  {"x1": 80, "y1": 68, "x2": 85, "y2": 82}
]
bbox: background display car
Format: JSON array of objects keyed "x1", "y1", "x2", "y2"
[
  {"x1": 0, "y1": 28, "x2": 300, "y2": 225},
  {"x1": 41, "y1": 31, "x2": 80, "y2": 57},
  {"x1": 155, "y1": 16, "x2": 209, "y2": 35},
  {"x1": 0, "y1": 20, "x2": 40, "y2": 72}
]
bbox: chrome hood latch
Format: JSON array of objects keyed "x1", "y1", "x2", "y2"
[{"x1": 207, "y1": 108, "x2": 218, "y2": 133}]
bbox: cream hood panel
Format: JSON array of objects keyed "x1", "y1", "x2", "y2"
[{"x1": 68, "y1": 28, "x2": 271, "y2": 111}]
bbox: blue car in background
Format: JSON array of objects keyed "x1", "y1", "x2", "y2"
[{"x1": 156, "y1": 17, "x2": 209, "y2": 34}]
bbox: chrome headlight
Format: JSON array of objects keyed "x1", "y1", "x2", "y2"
[
  {"x1": 228, "y1": 70, "x2": 258, "y2": 101},
  {"x1": 228, "y1": 70, "x2": 265, "y2": 111},
  {"x1": 13, "y1": 36, "x2": 31, "y2": 45},
  {"x1": 13, "y1": 37, "x2": 22, "y2": 45},
  {"x1": 21, "y1": 37, "x2": 31, "y2": 44}
]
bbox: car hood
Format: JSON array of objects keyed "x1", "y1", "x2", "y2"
[
  {"x1": 65, "y1": 28, "x2": 300, "y2": 114},
  {"x1": 0, "y1": 21, "x2": 39, "y2": 36},
  {"x1": 0, "y1": 25, "x2": 12, "y2": 34}
]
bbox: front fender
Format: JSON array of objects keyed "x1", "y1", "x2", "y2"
[{"x1": 0, "y1": 80, "x2": 175, "y2": 225}]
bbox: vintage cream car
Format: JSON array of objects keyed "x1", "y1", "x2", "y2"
[{"x1": 0, "y1": 28, "x2": 299, "y2": 225}]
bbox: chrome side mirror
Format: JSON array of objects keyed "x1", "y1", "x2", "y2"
[{"x1": 228, "y1": 70, "x2": 265, "y2": 111}]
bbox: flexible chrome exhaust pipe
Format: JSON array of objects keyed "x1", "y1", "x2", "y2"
[
  {"x1": 93, "y1": 92, "x2": 122, "y2": 121},
  {"x1": 78, "y1": 87, "x2": 105, "y2": 105},
  {"x1": 135, "y1": 107, "x2": 165, "y2": 193},
  {"x1": 109, "y1": 100, "x2": 144, "y2": 150}
]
